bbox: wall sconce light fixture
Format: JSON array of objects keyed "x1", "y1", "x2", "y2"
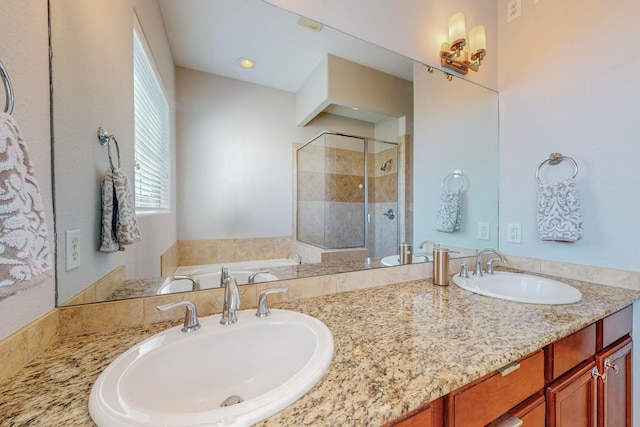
[{"x1": 440, "y1": 13, "x2": 486, "y2": 74}]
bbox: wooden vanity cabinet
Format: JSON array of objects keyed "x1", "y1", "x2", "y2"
[
  {"x1": 385, "y1": 398, "x2": 443, "y2": 427},
  {"x1": 595, "y1": 337, "x2": 632, "y2": 427},
  {"x1": 387, "y1": 305, "x2": 633, "y2": 427},
  {"x1": 545, "y1": 305, "x2": 633, "y2": 427}
]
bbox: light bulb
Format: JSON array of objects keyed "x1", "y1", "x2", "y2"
[
  {"x1": 469, "y1": 26, "x2": 486, "y2": 61},
  {"x1": 448, "y1": 13, "x2": 466, "y2": 51}
]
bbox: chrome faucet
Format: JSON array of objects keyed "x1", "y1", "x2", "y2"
[
  {"x1": 418, "y1": 240, "x2": 438, "y2": 250},
  {"x1": 286, "y1": 252, "x2": 302, "y2": 264},
  {"x1": 219, "y1": 266, "x2": 229, "y2": 288},
  {"x1": 474, "y1": 248, "x2": 508, "y2": 277},
  {"x1": 248, "y1": 270, "x2": 268, "y2": 284},
  {"x1": 220, "y1": 276, "x2": 241, "y2": 325}
]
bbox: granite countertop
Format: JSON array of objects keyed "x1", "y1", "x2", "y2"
[{"x1": 1, "y1": 275, "x2": 638, "y2": 427}]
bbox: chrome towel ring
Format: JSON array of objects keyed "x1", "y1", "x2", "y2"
[
  {"x1": 536, "y1": 152, "x2": 578, "y2": 184},
  {"x1": 441, "y1": 169, "x2": 464, "y2": 192},
  {"x1": 97, "y1": 127, "x2": 122, "y2": 169},
  {"x1": 0, "y1": 60, "x2": 14, "y2": 115}
]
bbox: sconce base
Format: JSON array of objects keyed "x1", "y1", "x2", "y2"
[{"x1": 440, "y1": 51, "x2": 480, "y2": 75}]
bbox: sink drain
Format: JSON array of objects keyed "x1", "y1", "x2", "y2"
[{"x1": 220, "y1": 395, "x2": 244, "y2": 407}]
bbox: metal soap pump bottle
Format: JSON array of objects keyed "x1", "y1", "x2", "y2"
[{"x1": 433, "y1": 247, "x2": 456, "y2": 286}]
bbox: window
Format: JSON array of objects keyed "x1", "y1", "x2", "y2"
[{"x1": 133, "y1": 19, "x2": 170, "y2": 211}]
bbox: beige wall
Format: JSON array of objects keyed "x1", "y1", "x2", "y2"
[
  {"x1": 497, "y1": 0, "x2": 640, "y2": 272},
  {"x1": 0, "y1": 1, "x2": 55, "y2": 340},
  {"x1": 175, "y1": 67, "x2": 378, "y2": 241},
  {"x1": 51, "y1": 0, "x2": 177, "y2": 304}
]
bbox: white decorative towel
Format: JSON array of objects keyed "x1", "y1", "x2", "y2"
[
  {"x1": 537, "y1": 177, "x2": 582, "y2": 242},
  {"x1": 0, "y1": 112, "x2": 53, "y2": 299},
  {"x1": 99, "y1": 167, "x2": 141, "y2": 252},
  {"x1": 436, "y1": 190, "x2": 462, "y2": 233}
]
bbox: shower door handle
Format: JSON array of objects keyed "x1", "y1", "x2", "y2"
[{"x1": 383, "y1": 209, "x2": 396, "y2": 220}]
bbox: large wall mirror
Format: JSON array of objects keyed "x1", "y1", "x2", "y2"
[{"x1": 51, "y1": 0, "x2": 498, "y2": 306}]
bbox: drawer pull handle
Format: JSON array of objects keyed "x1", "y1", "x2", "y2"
[
  {"x1": 591, "y1": 366, "x2": 607, "y2": 383},
  {"x1": 604, "y1": 359, "x2": 619, "y2": 374},
  {"x1": 488, "y1": 412, "x2": 523, "y2": 427},
  {"x1": 499, "y1": 362, "x2": 520, "y2": 377}
]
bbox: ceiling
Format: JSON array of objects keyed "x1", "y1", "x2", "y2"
[{"x1": 157, "y1": 0, "x2": 414, "y2": 95}]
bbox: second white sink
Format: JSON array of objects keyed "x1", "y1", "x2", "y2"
[{"x1": 452, "y1": 271, "x2": 582, "y2": 304}]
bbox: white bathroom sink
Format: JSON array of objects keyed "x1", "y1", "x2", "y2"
[
  {"x1": 89, "y1": 309, "x2": 334, "y2": 427},
  {"x1": 157, "y1": 271, "x2": 278, "y2": 295},
  {"x1": 381, "y1": 253, "x2": 430, "y2": 266},
  {"x1": 452, "y1": 271, "x2": 582, "y2": 304}
]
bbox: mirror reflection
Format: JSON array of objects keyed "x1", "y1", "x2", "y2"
[{"x1": 51, "y1": 0, "x2": 498, "y2": 306}]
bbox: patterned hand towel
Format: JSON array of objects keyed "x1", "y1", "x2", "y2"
[
  {"x1": 436, "y1": 190, "x2": 462, "y2": 233},
  {"x1": 0, "y1": 112, "x2": 53, "y2": 299},
  {"x1": 100, "y1": 167, "x2": 141, "y2": 252},
  {"x1": 537, "y1": 177, "x2": 582, "y2": 242}
]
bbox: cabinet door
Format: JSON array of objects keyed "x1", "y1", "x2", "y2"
[
  {"x1": 595, "y1": 337, "x2": 632, "y2": 427},
  {"x1": 546, "y1": 361, "x2": 597, "y2": 427}
]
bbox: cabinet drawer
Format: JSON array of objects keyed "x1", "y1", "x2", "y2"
[
  {"x1": 600, "y1": 305, "x2": 632, "y2": 350},
  {"x1": 446, "y1": 350, "x2": 544, "y2": 427},
  {"x1": 547, "y1": 323, "x2": 596, "y2": 381},
  {"x1": 487, "y1": 393, "x2": 545, "y2": 427},
  {"x1": 512, "y1": 393, "x2": 545, "y2": 426}
]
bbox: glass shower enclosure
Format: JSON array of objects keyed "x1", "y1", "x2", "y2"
[{"x1": 296, "y1": 131, "x2": 399, "y2": 258}]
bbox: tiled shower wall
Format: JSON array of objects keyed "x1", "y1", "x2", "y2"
[
  {"x1": 297, "y1": 140, "x2": 400, "y2": 257},
  {"x1": 298, "y1": 144, "x2": 365, "y2": 248}
]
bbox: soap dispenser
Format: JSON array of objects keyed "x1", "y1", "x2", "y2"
[{"x1": 432, "y1": 247, "x2": 451, "y2": 286}]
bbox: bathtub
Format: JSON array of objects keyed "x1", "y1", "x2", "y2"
[{"x1": 157, "y1": 258, "x2": 298, "y2": 295}]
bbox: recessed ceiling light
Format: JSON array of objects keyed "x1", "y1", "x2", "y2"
[
  {"x1": 352, "y1": 107, "x2": 360, "y2": 111},
  {"x1": 238, "y1": 58, "x2": 255, "y2": 69}
]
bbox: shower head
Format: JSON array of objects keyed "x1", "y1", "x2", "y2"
[{"x1": 381, "y1": 159, "x2": 393, "y2": 171}]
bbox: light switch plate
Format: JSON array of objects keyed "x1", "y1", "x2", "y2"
[{"x1": 66, "y1": 229, "x2": 81, "y2": 271}]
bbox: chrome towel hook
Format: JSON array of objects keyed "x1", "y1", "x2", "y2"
[
  {"x1": 441, "y1": 169, "x2": 464, "y2": 192},
  {"x1": 0, "y1": 60, "x2": 15, "y2": 115},
  {"x1": 97, "y1": 127, "x2": 121, "y2": 169},
  {"x1": 536, "y1": 152, "x2": 578, "y2": 184}
]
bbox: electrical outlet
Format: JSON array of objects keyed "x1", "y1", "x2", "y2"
[
  {"x1": 478, "y1": 222, "x2": 490, "y2": 240},
  {"x1": 506, "y1": 223, "x2": 522, "y2": 243},
  {"x1": 507, "y1": 0, "x2": 522, "y2": 22},
  {"x1": 66, "y1": 229, "x2": 81, "y2": 271}
]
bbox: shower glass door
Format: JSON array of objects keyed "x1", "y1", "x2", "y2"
[
  {"x1": 367, "y1": 140, "x2": 399, "y2": 258},
  {"x1": 297, "y1": 132, "x2": 366, "y2": 249}
]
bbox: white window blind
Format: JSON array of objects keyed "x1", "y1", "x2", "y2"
[{"x1": 133, "y1": 21, "x2": 170, "y2": 211}]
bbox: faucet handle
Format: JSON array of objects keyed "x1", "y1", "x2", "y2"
[
  {"x1": 459, "y1": 262, "x2": 469, "y2": 278},
  {"x1": 157, "y1": 301, "x2": 200, "y2": 333},
  {"x1": 171, "y1": 274, "x2": 201, "y2": 291},
  {"x1": 248, "y1": 270, "x2": 269, "y2": 284},
  {"x1": 256, "y1": 288, "x2": 288, "y2": 318},
  {"x1": 486, "y1": 258, "x2": 504, "y2": 275}
]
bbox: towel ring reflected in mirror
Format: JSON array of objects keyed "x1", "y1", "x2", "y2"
[
  {"x1": 442, "y1": 169, "x2": 465, "y2": 192},
  {"x1": 97, "y1": 126, "x2": 122, "y2": 169},
  {"x1": 535, "y1": 152, "x2": 578, "y2": 185},
  {"x1": 0, "y1": 60, "x2": 15, "y2": 115}
]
